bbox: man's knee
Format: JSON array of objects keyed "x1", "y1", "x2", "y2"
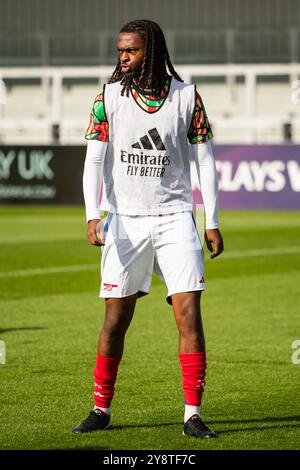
[
  {"x1": 103, "y1": 297, "x2": 136, "y2": 336},
  {"x1": 173, "y1": 297, "x2": 202, "y2": 334}
]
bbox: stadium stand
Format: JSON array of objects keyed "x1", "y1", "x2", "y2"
[
  {"x1": 0, "y1": 65, "x2": 299, "y2": 145},
  {"x1": 0, "y1": 0, "x2": 299, "y2": 144}
]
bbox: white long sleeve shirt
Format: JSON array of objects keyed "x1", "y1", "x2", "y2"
[
  {"x1": 191, "y1": 140, "x2": 219, "y2": 229},
  {"x1": 83, "y1": 140, "x2": 107, "y2": 222}
]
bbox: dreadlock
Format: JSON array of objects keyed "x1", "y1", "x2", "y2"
[{"x1": 109, "y1": 19, "x2": 183, "y2": 98}]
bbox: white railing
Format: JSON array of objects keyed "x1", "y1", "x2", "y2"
[{"x1": 0, "y1": 64, "x2": 300, "y2": 144}]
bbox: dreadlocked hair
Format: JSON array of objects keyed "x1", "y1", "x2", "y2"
[{"x1": 108, "y1": 19, "x2": 183, "y2": 98}]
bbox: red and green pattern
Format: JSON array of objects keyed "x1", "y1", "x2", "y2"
[
  {"x1": 131, "y1": 77, "x2": 170, "y2": 112},
  {"x1": 85, "y1": 93, "x2": 109, "y2": 142},
  {"x1": 188, "y1": 91, "x2": 213, "y2": 144},
  {"x1": 85, "y1": 80, "x2": 213, "y2": 144}
]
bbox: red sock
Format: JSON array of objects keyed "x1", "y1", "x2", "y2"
[
  {"x1": 179, "y1": 352, "x2": 207, "y2": 406},
  {"x1": 94, "y1": 354, "x2": 121, "y2": 409}
]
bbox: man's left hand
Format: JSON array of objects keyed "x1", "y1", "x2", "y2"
[{"x1": 204, "y1": 229, "x2": 224, "y2": 259}]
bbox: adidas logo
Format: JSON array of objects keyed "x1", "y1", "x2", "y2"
[{"x1": 132, "y1": 128, "x2": 166, "y2": 151}]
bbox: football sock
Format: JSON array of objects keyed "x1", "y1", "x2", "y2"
[
  {"x1": 94, "y1": 406, "x2": 110, "y2": 415},
  {"x1": 184, "y1": 405, "x2": 200, "y2": 423},
  {"x1": 179, "y1": 352, "x2": 207, "y2": 421},
  {"x1": 94, "y1": 354, "x2": 121, "y2": 410}
]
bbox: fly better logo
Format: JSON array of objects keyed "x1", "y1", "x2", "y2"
[{"x1": 120, "y1": 128, "x2": 170, "y2": 178}]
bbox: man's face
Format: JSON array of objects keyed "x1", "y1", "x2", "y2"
[{"x1": 117, "y1": 32, "x2": 145, "y2": 78}]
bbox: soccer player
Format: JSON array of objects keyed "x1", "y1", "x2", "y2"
[{"x1": 73, "y1": 19, "x2": 224, "y2": 438}]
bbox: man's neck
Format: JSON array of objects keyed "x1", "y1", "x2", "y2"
[{"x1": 132, "y1": 76, "x2": 170, "y2": 96}]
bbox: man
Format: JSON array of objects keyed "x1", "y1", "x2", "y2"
[{"x1": 73, "y1": 19, "x2": 223, "y2": 439}]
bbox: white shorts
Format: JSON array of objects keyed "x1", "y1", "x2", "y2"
[{"x1": 99, "y1": 211, "x2": 205, "y2": 305}]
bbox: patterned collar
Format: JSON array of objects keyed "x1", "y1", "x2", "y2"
[{"x1": 130, "y1": 76, "x2": 171, "y2": 113}]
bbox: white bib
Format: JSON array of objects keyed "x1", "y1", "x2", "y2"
[{"x1": 101, "y1": 77, "x2": 195, "y2": 215}]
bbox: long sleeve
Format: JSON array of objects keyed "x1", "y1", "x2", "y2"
[
  {"x1": 82, "y1": 140, "x2": 108, "y2": 222},
  {"x1": 191, "y1": 140, "x2": 219, "y2": 229}
]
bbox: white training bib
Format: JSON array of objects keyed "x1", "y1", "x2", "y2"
[{"x1": 101, "y1": 77, "x2": 195, "y2": 215}]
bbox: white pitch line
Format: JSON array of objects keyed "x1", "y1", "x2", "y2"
[
  {"x1": 0, "y1": 246, "x2": 299, "y2": 278},
  {"x1": 218, "y1": 246, "x2": 300, "y2": 259},
  {"x1": 0, "y1": 264, "x2": 99, "y2": 278}
]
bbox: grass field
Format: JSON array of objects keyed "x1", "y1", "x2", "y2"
[{"x1": 0, "y1": 206, "x2": 300, "y2": 450}]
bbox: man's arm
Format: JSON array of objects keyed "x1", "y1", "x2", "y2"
[
  {"x1": 83, "y1": 140, "x2": 108, "y2": 246},
  {"x1": 191, "y1": 140, "x2": 224, "y2": 258}
]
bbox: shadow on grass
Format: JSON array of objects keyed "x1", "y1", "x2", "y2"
[
  {"x1": 67, "y1": 415, "x2": 300, "y2": 431},
  {"x1": 103, "y1": 415, "x2": 300, "y2": 431},
  {"x1": 210, "y1": 415, "x2": 300, "y2": 426},
  {"x1": 212, "y1": 415, "x2": 300, "y2": 435},
  {"x1": 69, "y1": 415, "x2": 300, "y2": 434},
  {"x1": 50, "y1": 416, "x2": 300, "y2": 450},
  {"x1": 108, "y1": 422, "x2": 182, "y2": 430},
  {"x1": 219, "y1": 423, "x2": 300, "y2": 435},
  {"x1": 0, "y1": 326, "x2": 45, "y2": 334}
]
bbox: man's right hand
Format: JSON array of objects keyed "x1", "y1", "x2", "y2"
[{"x1": 87, "y1": 219, "x2": 105, "y2": 246}]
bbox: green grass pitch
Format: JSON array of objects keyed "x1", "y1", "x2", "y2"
[{"x1": 0, "y1": 206, "x2": 299, "y2": 450}]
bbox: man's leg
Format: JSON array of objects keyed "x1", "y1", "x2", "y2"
[
  {"x1": 94, "y1": 294, "x2": 138, "y2": 411},
  {"x1": 172, "y1": 291, "x2": 217, "y2": 438},
  {"x1": 172, "y1": 291, "x2": 205, "y2": 353},
  {"x1": 98, "y1": 294, "x2": 138, "y2": 357},
  {"x1": 73, "y1": 293, "x2": 138, "y2": 433}
]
